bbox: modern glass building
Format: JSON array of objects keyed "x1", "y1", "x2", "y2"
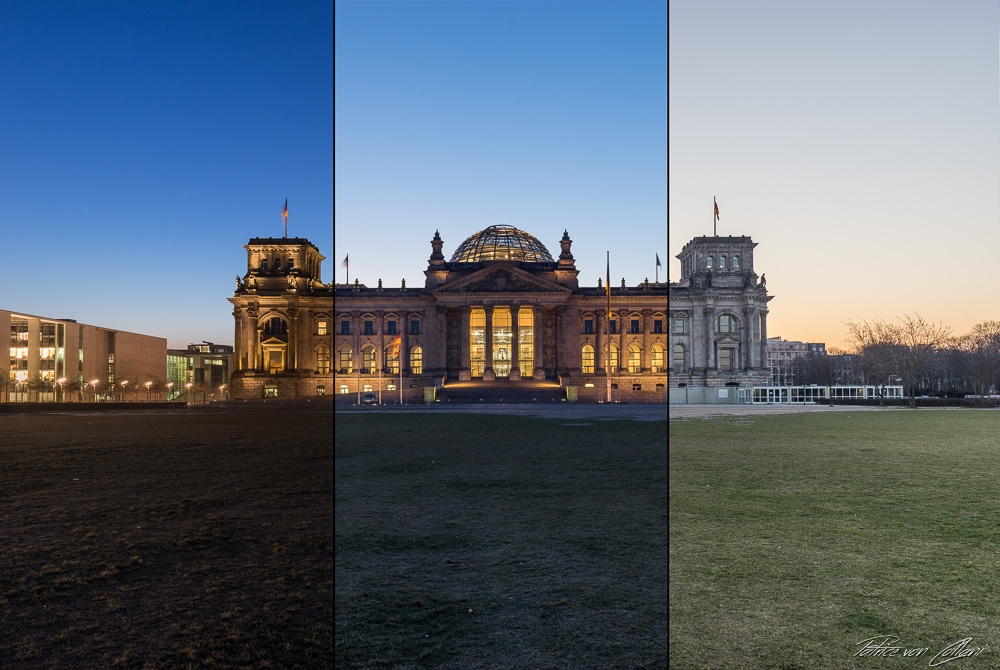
[{"x1": 2, "y1": 310, "x2": 167, "y2": 402}]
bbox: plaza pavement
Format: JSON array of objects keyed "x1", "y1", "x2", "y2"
[{"x1": 336, "y1": 403, "x2": 669, "y2": 421}]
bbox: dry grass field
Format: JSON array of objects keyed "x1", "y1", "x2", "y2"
[
  {"x1": 0, "y1": 409, "x2": 333, "y2": 669},
  {"x1": 670, "y1": 410, "x2": 1000, "y2": 670},
  {"x1": 335, "y1": 412, "x2": 668, "y2": 670}
]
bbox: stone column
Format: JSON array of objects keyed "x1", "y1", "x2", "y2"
[
  {"x1": 743, "y1": 307, "x2": 753, "y2": 370},
  {"x1": 642, "y1": 309, "x2": 651, "y2": 373},
  {"x1": 233, "y1": 308, "x2": 243, "y2": 371},
  {"x1": 703, "y1": 307, "x2": 714, "y2": 369},
  {"x1": 459, "y1": 306, "x2": 471, "y2": 380},
  {"x1": 759, "y1": 309, "x2": 768, "y2": 368},
  {"x1": 533, "y1": 306, "x2": 545, "y2": 380},
  {"x1": 595, "y1": 309, "x2": 604, "y2": 374},
  {"x1": 401, "y1": 312, "x2": 409, "y2": 377},
  {"x1": 509, "y1": 304, "x2": 521, "y2": 380},
  {"x1": 436, "y1": 306, "x2": 448, "y2": 378},
  {"x1": 287, "y1": 307, "x2": 298, "y2": 371},
  {"x1": 376, "y1": 311, "x2": 384, "y2": 374},
  {"x1": 483, "y1": 306, "x2": 495, "y2": 381},
  {"x1": 617, "y1": 312, "x2": 625, "y2": 373}
]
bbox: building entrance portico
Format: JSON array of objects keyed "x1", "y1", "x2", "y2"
[{"x1": 466, "y1": 305, "x2": 531, "y2": 380}]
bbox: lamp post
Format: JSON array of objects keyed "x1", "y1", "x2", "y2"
[
  {"x1": 145, "y1": 381, "x2": 152, "y2": 403},
  {"x1": 57, "y1": 377, "x2": 66, "y2": 403},
  {"x1": 166, "y1": 382, "x2": 174, "y2": 401},
  {"x1": 90, "y1": 379, "x2": 100, "y2": 402},
  {"x1": 120, "y1": 380, "x2": 129, "y2": 403},
  {"x1": 185, "y1": 382, "x2": 193, "y2": 404},
  {"x1": 219, "y1": 384, "x2": 226, "y2": 401}
]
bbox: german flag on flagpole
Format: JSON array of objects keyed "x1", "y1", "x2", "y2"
[
  {"x1": 391, "y1": 334, "x2": 401, "y2": 359},
  {"x1": 283, "y1": 199, "x2": 288, "y2": 238}
]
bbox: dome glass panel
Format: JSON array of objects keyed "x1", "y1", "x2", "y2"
[{"x1": 450, "y1": 225, "x2": 554, "y2": 263}]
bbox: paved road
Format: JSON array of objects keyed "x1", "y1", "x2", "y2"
[
  {"x1": 667, "y1": 403, "x2": 903, "y2": 418},
  {"x1": 336, "y1": 403, "x2": 669, "y2": 421}
]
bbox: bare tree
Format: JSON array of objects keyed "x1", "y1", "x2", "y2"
[
  {"x1": 957, "y1": 321, "x2": 1000, "y2": 397},
  {"x1": 845, "y1": 318, "x2": 903, "y2": 405},
  {"x1": 895, "y1": 314, "x2": 953, "y2": 407}
]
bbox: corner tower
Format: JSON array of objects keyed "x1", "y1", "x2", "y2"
[{"x1": 228, "y1": 237, "x2": 334, "y2": 399}]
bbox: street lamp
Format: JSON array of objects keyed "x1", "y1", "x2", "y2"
[
  {"x1": 185, "y1": 382, "x2": 193, "y2": 404},
  {"x1": 145, "y1": 381, "x2": 152, "y2": 403},
  {"x1": 120, "y1": 380, "x2": 129, "y2": 403},
  {"x1": 166, "y1": 382, "x2": 174, "y2": 401},
  {"x1": 57, "y1": 377, "x2": 66, "y2": 403},
  {"x1": 219, "y1": 384, "x2": 226, "y2": 400},
  {"x1": 90, "y1": 379, "x2": 100, "y2": 402}
]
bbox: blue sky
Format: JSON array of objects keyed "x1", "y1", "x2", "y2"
[
  {"x1": 1, "y1": 1, "x2": 333, "y2": 348},
  {"x1": 670, "y1": 0, "x2": 1000, "y2": 348},
  {"x1": 335, "y1": 0, "x2": 667, "y2": 290}
]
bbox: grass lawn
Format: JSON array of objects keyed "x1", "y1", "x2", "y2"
[
  {"x1": 0, "y1": 410, "x2": 333, "y2": 669},
  {"x1": 335, "y1": 413, "x2": 667, "y2": 670},
  {"x1": 669, "y1": 410, "x2": 1000, "y2": 670}
]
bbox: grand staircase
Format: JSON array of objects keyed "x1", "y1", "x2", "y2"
[{"x1": 434, "y1": 380, "x2": 565, "y2": 404}]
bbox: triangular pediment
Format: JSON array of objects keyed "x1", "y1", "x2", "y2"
[{"x1": 432, "y1": 263, "x2": 571, "y2": 295}]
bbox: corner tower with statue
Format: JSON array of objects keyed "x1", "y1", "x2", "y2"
[
  {"x1": 667, "y1": 235, "x2": 772, "y2": 403},
  {"x1": 335, "y1": 225, "x2": 668, "y2": 403},
  {"x1": 228, "y1": 237, "x2": 334, "y2": 398}
]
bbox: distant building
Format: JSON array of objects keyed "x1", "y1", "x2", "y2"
[
  {"x1": 668, "y1": 236, "x2": 772, "y2": 403},
  {"x1": 166, "y1": 342, "x2": 235, "y2": 401},
  {"x1": 766, "y1": 337, "x2": 827, "y2": 386},
  {"x1": 2, "y1": 309, "x2": 166, "y2": 401},
  {"x1": 228, "y1": 237, "x2": 334, "y2": 398}
]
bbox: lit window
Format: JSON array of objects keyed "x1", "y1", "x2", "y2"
[
  {"x1": 628, "y1": 345, "x2": 642, "y2": 373},
  {"x1": 361, "y1": 345, "x2": 376, "y2": 373},
  {"x1": 264, "y1": 386, "x2": 278, "y2": 398},
  {"x1": 582, "y1": 345, "x2": 595, "y2": 374},
  {"x1": 387, "y1": 383, "x2": 396, "y2": 391},
  {"x1": 317, "y1": 385, "x2": 325, "y2": 395},
  {"x1": 317, "y1": 346, "x2": 330, "y2": 374},
  {"x1": 607, "y1": 344, "x2": 619, "y2": 372},
  {"x1": 318, "y1": 320, "x2": 327, "y2": 335},
  {"x1": 340, "y1": 385, "x2": 349, "y2": 394},
  {"x1": 340, "y1": 347, "x2": 353, "y2": 373},
  {"x1": 410, "y1": 346, "x2": 423, "y2": 375},
  {"x1": 363, "y1": 384, "x2": 373, "y2": 392},
  {"x1": 384, "y1": 344, "x2": 398, "y2": 374}
]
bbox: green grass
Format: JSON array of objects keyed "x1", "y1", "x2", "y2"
[
  {"x1": 0, "y1": 410, "x2": 333, "y2": 669},
  {"x1": 335, "y1": 413, "x2": 668, "y2": 670},
  {"x1": 669, "y1": 411, "x2": 1000, "y2": 669}
]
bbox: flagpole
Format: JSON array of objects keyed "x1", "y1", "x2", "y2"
[
  {"x1": 399, "y1": 342, "x2": 403, "y2": 405},
  {"x1": 283, "y1": 198, "x2": 288, "y2": 238},
  {"x1": 713, "y1": 196, "x2": 717, "y2": 236},
  {"x1": 606, "y1": 250, "x2": 611, "y2": 404}
]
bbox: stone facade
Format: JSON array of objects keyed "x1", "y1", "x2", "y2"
[
  {"x1": 668, "y1": 236, "x2": 772, "y2": 396},
  {"x1": 335, "y1": 226, "x2": 668, "y2": 402},
  {"x1": 227, "y1": 237, "x2": 334, "y2": 399}
]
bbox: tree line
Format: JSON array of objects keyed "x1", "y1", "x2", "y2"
[{"x1": 791, "y1": 315, "x2": 1000, "y2": 406}]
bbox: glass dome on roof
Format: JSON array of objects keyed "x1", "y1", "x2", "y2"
[{"x1": 450, "y1": 225, "x2": 554, "y2": 264}]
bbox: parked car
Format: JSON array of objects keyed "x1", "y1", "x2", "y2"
[{"x1": 361, "y1": 392, "x2": 378, "y2": 405}]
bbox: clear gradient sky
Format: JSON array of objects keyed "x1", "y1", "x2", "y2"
[
  {"x1": 670, "y1": 1, "x2": 1000, "y2": 349},
  {"x1": 335, "y1": 1, "x2": 667, "y2": 291},
  {"x1": 1, "y1": 1, "x2": 333, "y2": 349}
]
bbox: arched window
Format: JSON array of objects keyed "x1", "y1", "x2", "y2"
[
  {"x1": 706, "y1": 256, "x2": 713, "y2": 269},
  {"x1": 384, "y1": 344, "x2": 399, "y2": 374},
  {"x1": 287, "y1": 258, "x2": 294, "y2": 271},
  {"x1": 732, "y1": 255, "x2": 740, "y2": 269},
  {"x1": 582, "y1": 345, "x2": 595, "y2": 374},
  {"x1": 361, "y1": 345, "x2": 376, "y2": 374},
  {"x1": 627, "y1": 344, "x2": 642, "y2": 373},
  {"x1": 317, "y1": 346, "x2": 330, "y2": 374},
  {"x1": 607, "y1": 343, "x2": 619, "y2": 372},
  {"x1": 715, "y1": 314, "x2": 738, "y2": 333},
  {"x1": 263, "y1": 316, "x2": 288, "y2": 339},
  {"x1": 719, "y1": 256, "x2": 727, "y2": 269},
  {"x1": 410, "y1": 346, "x2": 423, "y2": 375},
  {"x1": 339, "y1": 346, "x2": 353, "y2": 374},
  {"x1": 261, "y1": 258, "x2": 268, "y2": 273},
  {"x1": 652, "y1": 344, "x2": 666, "y2": 372},
  {"x1": 671, "y1": 344, "x2": 685, "y2": 372}
]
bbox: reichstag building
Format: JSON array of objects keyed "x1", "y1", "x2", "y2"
[
  {"x1": 667, "y1": 235, "x2": 772, "y2": 403},
  {"x1": 334, "y1": 225, "x2": 668, "y2": 402}
]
